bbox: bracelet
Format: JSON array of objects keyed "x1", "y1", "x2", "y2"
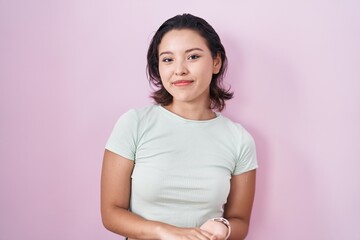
[{"x1": 209, "y1": 217, "x2": 231, "y2": 239}]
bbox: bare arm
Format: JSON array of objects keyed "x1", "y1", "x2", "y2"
[
  {"x1": 224, "y1": 170, "x2": 256, "y2": 240},
  {"x1": 101, "y1": 150, "x2": 214, "y2": 240}
]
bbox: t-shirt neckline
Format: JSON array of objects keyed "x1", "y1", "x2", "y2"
[{"x1": 157, "y1": 105, "x2": 222, "y2": 123}]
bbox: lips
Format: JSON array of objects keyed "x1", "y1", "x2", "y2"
[{"x1": 172, "y1": 80, "x2": 194, "y2": 86}]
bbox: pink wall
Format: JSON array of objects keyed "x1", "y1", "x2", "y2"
[{"x1": 1, "y1": 0, "x2": 359, "y2": 239}]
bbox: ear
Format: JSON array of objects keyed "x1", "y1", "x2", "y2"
[{"x1": 213, "y1": 53, "x2": 222, "y2": 74}]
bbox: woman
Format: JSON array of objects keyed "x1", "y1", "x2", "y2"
[{"x1": 101, "y1": 14, "x2": 258, "y2": 240}]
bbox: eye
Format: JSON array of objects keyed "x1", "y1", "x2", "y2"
[
  {"x1": 188, "y1": 54, "x2": 200, "y2": 60},
  {"x1": 162, "y1": 57, "x2": 173, "y2": 63}
]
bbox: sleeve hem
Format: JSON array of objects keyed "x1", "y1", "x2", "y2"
[
  {"x1": 105, "y1": 146, "x2": 135, "y2": 161},
  {"x1": 232, "y1": 165, "x2": 258, "y2": 176}
]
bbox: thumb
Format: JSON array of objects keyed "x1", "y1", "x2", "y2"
[{"x1": 210, "y1": 236, "x2": 218, "y2": 240}]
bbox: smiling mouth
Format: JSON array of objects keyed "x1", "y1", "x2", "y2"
[{"x1": 172, "y1": 80, "x2": 194, "y2": 86}]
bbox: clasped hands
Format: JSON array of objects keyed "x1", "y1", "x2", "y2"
[
  {"x1": 157, "y1": 218, "x2": 229, "y2": 240},
  {"x1": 200, "y1": 219, "x2": 229, "y2": 240}
]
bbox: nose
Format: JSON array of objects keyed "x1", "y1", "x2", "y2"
[{"x1": 175, "y1": 60, "x2": 188, "y2": 76}]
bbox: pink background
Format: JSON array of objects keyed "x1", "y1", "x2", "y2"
[{"x1": 1, "y1": 0, "x2": 359, "y2": 239}]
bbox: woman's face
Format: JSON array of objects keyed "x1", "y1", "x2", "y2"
[{"x1": 158, "y1": 29, "x2": 221, "y2": 106}]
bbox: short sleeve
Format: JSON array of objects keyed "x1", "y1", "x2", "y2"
[
  {"x1": 105, "y1": 109, "x2": 138, "y2": 160},
  {"x1": 233, "y1": 128, "x2": 258, "y2": 175}
]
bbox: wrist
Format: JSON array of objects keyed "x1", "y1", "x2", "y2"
[
  {"x1": 154, "y1": 222, "x2": 177, "y2": 240},
  {"x1": 154, "y1": 223, "x2": 168, "y2": 240},
  {"x1": 208, "y1": 217, "x2": 231, "y2": 239}
]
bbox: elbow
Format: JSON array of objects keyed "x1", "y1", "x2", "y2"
[
  {"x1": 242, "y1": 225, "x2": 249, "y2": 239},
  {"x1": 228, "y1": 218, "x2": 250, "y2": 240},
  {"x1": 101, "y1": 205, "x2": 128, "y2": 235},
  {"x1": 101, "y1": 211, "x2": 112, "y2": 231},
  {"x1": 101, "y1": 207, "x2": 117, "y2": 233},
  {"x1": 240, "y1": 221, "x2": 250, "y2": 239}
]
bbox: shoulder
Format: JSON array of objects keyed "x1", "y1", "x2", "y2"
[
  {"x1": 219, "y1": 115, "x2": 255, "y2": 142},
  {"x1": 119, "y1": 105, "x2": 159, "y2": 121},
  {"x1": 133, "y1": 105, "x2": 159, "y2": 118}
]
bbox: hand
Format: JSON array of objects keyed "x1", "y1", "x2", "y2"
[
  {"x1": 157, "y1": 224, "x2": 216, "y2": 240},
  {"x1": 200, "y1": 220, "x2": 228, "y2": 240}
]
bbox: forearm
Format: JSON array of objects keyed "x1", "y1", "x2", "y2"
[
  {"x1": 227, "y1": 217, "x2": 249, "y2": 240},
  {"x1": 102, "y1": 205, "x2": 169, "y2": 240}
]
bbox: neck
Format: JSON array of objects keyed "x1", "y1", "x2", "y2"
[{"x1": 164, "y1": 101, "x2": 216, "y2": 121}]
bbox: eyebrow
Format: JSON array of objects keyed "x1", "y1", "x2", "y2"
[{"x1": 159, "y1": 47, "x2": 204, "y2": 57}]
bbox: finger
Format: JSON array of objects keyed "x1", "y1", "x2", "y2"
[
  {"x1": 189, "y1": 228, "x2": 212, "y2": 240},
  {"x1": 188, "y1": 233, "x2": 210, "y2": 240},
  {"x1": 199, "y1": 229, "x2": 213, "y2": 239}
]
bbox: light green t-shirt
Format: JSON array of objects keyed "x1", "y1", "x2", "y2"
[{"x1": 106, "y1": 105, "x2": 258, "y2": 227}]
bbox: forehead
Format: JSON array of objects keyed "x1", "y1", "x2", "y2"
[{"x1": 158, "y1": 29, "x2": 209, "y2": 52}]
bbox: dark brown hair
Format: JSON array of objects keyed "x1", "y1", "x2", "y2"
[{"x1": 147, "y1": 14, "x2": 233, "y2": 111}]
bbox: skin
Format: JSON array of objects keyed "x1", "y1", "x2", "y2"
[
  {"x1": 101, "y1": 29, "x2": 256, "y2": 240},
  {"x1": 158, "y1": 29, "x2": 221, "y2": 120}
]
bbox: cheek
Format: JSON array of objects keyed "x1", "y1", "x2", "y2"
[
  {"x1": 197, "y1": 58, "x2": 214, "y2": 73},
  {"x1": 158, "y1": 66, "x2": 171, "y2": 81},
  {"x1": 197, "y1": 63, "x2": 214, "y2": 82},
  {"x1": 159, "y1": 69, "x2": 172, "y2": 90}
]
